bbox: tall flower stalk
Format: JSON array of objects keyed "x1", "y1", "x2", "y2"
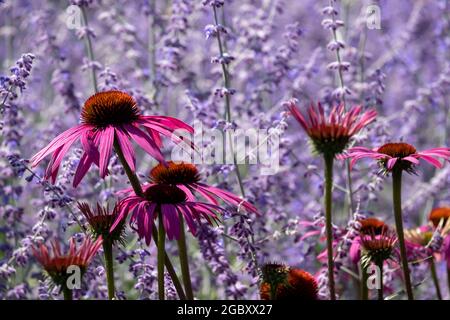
[
  {"x1": 322, "y1": 1, "x2": 354, "y2": 215},
  {"x1": 287, "y1": 100, "x2": 377, "y2": 299},
  {"x1": 391, "y1": 168, "x2": 414, "y2": 300},
  {"x1": 79, "y1": 5, "x2": 98, "y2": 93},
  {"x1": 205, "y1": 0, "x2": 246, "y2": 198},
  {"x1": 113, "y1": 141, "x2": 187, "y2": 300},
  {"x1": 429, "y1": 258, "x2": 442, "y2": 300}
]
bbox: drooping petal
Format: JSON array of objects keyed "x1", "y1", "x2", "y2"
[
  {"x1": 98, "y1": 126, "x2": 115, "y2": 178},
  {"x1": 115, "y1": 127, "x2": 136, "y2": 172},
  {"x1": 30, "y1": 125, "x2": 90, "y2": 166},
  {"x1": 73, "y1": 152, "x2": 95, "y2": 187},
  {"x1": 124, "y1": 123, "x2": 165, "y2": 164},
  {"x1": 387, "y1": 157, "x2": 398, "y2": 170},
  {"x1": 417, "y1": 154, "x2": 443, "y2": 168},
  {"x1": 161, "y1": 204, "x2": 180, "y2": 240}
]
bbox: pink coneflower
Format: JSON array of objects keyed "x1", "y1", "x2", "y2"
[
  {"x1": 32, "y1": 237, "x2": 103, "y2": 300},
  {"x1": 30, "y1": 91, "x2": 194, "y2": 187},
  {"x1": 345, "y1": 142, "x2": 450, "y2": 173},
  {"x1": 349, "y1": 218, "x2": 388, "y2": 265},
  {"x1": 113, "y1": 184, "x2": 226, "y2": 300},
  {"x1": 286, "y1": 100, "x2": 377, "y2": 156},
  {"x1": 120, "y1": 161, "x2": 258, "y2": 214},
  {"x1": 360, "y1": 228, "x2": 397, "y2": 300},
  {"x1": 286, "y1": 99, "x2": 376, "y2": 300},
  {"x1": 360, "y1": 228, "x2": 397, "y2": 267},
  {"x1": 112, "y1": 184, "x2": 224, "y2": 244},
  {"x1": 77, "y1": 202, "x2": 125, "y2": 246}
]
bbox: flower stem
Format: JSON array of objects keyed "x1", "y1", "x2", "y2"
[
  {"x1": 158, "y1": 211, "x2": 166, "y2": 300},
  {"x1": 377, "y1": 261, "x2": 384, "y2": 301},
  {"x1": 62, "y1": 286, "x2": 73, "y2": 300},
  {"x1": 212, "y1": 5, "x2": 247, "y2": 199},
  {"x1": 80, "y1": 7, "x2": 98, "y2": 93},
  {"x1": 113, "y1": 139, "x2": 186, "y2": 299},
  {"x1": 324, "y1": 154, "x2": 336, "y2": 300},
  {"x1": 392, "y1": 169, "x2": 414, "y2": 300},
  {"x1": 430, "y1": 258, "x2": 442, "y2": 300},
  {"x1": 177, "y1": 215, "x2": 194, "y2": 300},
  {"x1": 360, "y1": 262, "x2": 368, "y2": 300},
  {"x1": 103, "y1": 239, "x2": 115, "y2": 300}
]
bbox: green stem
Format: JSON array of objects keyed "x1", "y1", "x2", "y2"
[
  {"x1": 377, "y1": 261, "x2": 384, "y2": 301},
  {"x1": 80, "y1": 7, "x2": 98, "y2": 93},
  {"x1": 177, "y1": 215, "x2": 194, "y2": 300},
  {"x1": 158, "y1": 211, "x2": 166, "y2": 300},
  {"x1": 324, "y1": 154, "x2": 336, "y2": 300},
  {"x1": 392, "y1": 169, "x2": 414, "y2": 300},
  {"x1": 360, "y1": 263, "x2": 368, "y2": 300},
  {"x1": 328, "y1": 0, "x2": 346, "y2": 109},
  {"x1": 430, "y1": 258, "x2": 442, "y2": 300},
  {"x1": 62, "y1": 286, "x2": 73, "y2": 300},
  {"x1": 113, "y1": 140, "x2": 186, "y2": 300},
  {"x1": 103, "y1": 239, "x2": 115, "y2": 300},
  {"x1": 346, "y1": 160, "x2": 355, "y2": 216}
]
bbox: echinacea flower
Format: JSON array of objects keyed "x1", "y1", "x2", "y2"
[
  {"x1": 360, "y1": 227, "x2": 397, "y2": 268},
  {"x1": 31, "y1": 91, "x2": 194, "y2": 187},
  {"x1": 287, "y1": 99, "x2": 376, "y2": 300},
  {"x1": 350, "y1": 218, "x2": 388, "y2": 264},
  {"x1": 32, "y1": 237, "x2": 102, "y2": 299},
  {"x1": 260, "y1": 263, "x2": 318, "y2": 300},
  {"x1": 344, "y1": 142, "x2": 450, "y2": 174},
  {"x1": 121, "y1": 161, "x2": 258, "y2": 214},
  {"x1": 77, "y1": 202, "x2": 126, "y2": 246},
  {"x1": 286, "y1": 100, "x2": 377, "y2": 156},
  {"x1": 360, "y1": 228, "x2": 397, "y2": 300},
  {"x1": 112, "y1": 184, "x2": 225, "y2": 245}
]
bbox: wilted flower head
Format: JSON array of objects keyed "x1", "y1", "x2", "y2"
[
  {"x1": 112, "y1": 184, "x2": 226, "y2": 245},
  {"x1": 286, "y1": 100, "x2": 377, "y2": 157},
  {"x1": 77, "y1": 202, "x2": 126, "y2": 246},
  {"x1": 360, "y1": 227, "x2": 397, "y2": 267},
  {"x1": 32, "y1": 237, "x2": 102, "y2": 288},
  {"x1": 260, "y1": 263, "x2": 318, "y2": 300},
  {"x1": 31, "y1": 90, "x2": 194, "y2": 187},
  {"x1": 344, "y1": 142, "x2": 450, "y2": 174}
]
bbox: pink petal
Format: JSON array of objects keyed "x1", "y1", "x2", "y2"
[
  {"x1": 124, "y1": 124, "x2": 165, "y2": 164},
  {"x1": 98, "y1": 126, "x2": 115, "y2": 178},
  {"x1": 115, "y1": 128, "x2": 136, "y2": 172}
]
